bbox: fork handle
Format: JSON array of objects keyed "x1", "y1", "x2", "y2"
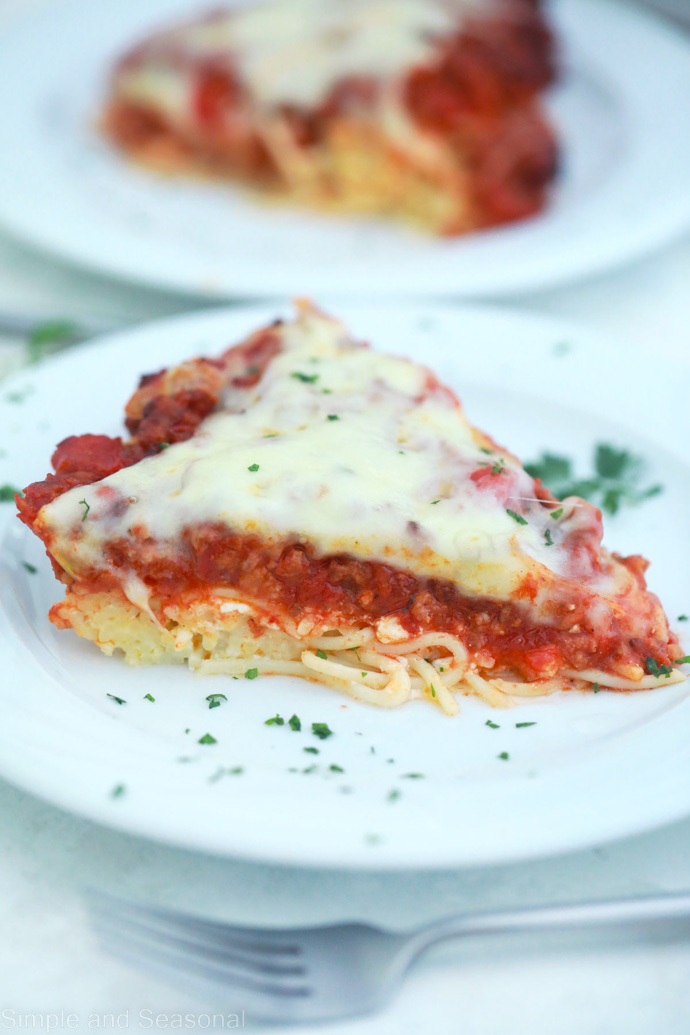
[{"x1": 414, "y1": 893, "x2": 690, "y2": 952}]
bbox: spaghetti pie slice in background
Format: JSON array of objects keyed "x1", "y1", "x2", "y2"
[
  {"x1": 102, "y1": 0, "x2": 559, "y2": 235},
  {"x1": 16, "y1": 303, "x2": 685, "y2": 714}
]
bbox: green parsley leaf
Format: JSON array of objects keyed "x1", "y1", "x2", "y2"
[
  {"x1": 506, "y1": 508, "x2": 528, "y2": 525},
  {"x1": 302, "y1": 765, "x2": 317, "y2": 774},
  {"x1": 645, "y1": 657, "x2": 674, "y2": 679},
  {"x1": 486, "y1": 720, "x2": 500, "y2": 729},
  {"x1": 143, "y1": 693, "x2": 155, "y2": 702},
  {"x1": 288, "y1": 714, "x2": 301, "y2": 731},
  {"x1": 516, "y1": 722, "x2": 536, "y2": 728},
  {"x1": 679, "y1": 615, "x2": 689, "y2": 622},
  {"x1": 106, "y1": 693, "x2": 126, "y2": 705},
  {"x1": 198, "y1": 733, "x2": 217, "y2": 745},
  {"x1": 78, "y1": 498, "x2": 90, "y2": 521},
  {"x1": 327, "y1": 414, "x2": 339, "y2": 421},
  {"x1": 329, "y1": 764, "x2": 344, "y2": 773},
  {"x1": 430, "y1": 685, "x2": 436, "y2": 697},
  {"x1": 159, "y1": 442, "x2": 170, "y2": 450},
  {"x1": 525, "y1": 445, "x2": 662, "y2": 517},
  {"x1": 304, "y1": 746, "x2": 319, "y2": 754},
  {"x1": 247, "y1": 463, "x2": 260, "y2": 472},
  {"x1": 265, "y1": 714, "x2": 284, "y2": 726},
  {"x1": 312, "y1": 722, "x2": 333, "y2": 740},
  {"x1": 551, "y1": 507, "x2": 563, "y2": 520},
  {"x1": 22, "y1": 561, "x2": 37, "y2": 574},
  {"x1": 544, "y1": 529, "x2": 554, "y2": 546},
  {"x1": 110, "y1": 784, "x2": 126, "y2": 799},
  {"x1": 524, "y1": 453, "x2": 572, "y2": 483},
  {"x1": 0, "y1": 484, "x2": 21, "y2": 502},
  {"x1": 592, "y1": 682, "x2": 601, "y2": 693},
  {"x1": 498, "y1": 752, "x2": 510, "y2": 761},
  {"x1": 402, "y1": 772, "x2": 424, "y2": 779},
  {"x1": 28, "y1": 319, "x2": 79, "y2": 363},
  {"x1": 291, "y1": 372, "x2": 319, "y2": 384},
  {"x1": 206, "y1": 693, "x2": 227, "y2": 709},
  {"x1": 675, "y1": 656, "x2": 690, "y2": 665},
  {"x1": 431, "y1": 499, "x2": 441, "y2": 505},
  {"x1": 316, "y1": 648, "x2": 328, "y2": 660},
  {"x1": 388, "y1": 789, "x2": 401, "y2": 803},
  {"x1": 245, "y1": 668, "x2": 259, "y2": 680},
  {"x1": 491, "y1": 461, "x2": 505, "y2": 475}
]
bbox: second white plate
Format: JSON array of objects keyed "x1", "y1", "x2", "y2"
[{"x1": 0, "y1": 0, "x2": 688, "y2": 298}]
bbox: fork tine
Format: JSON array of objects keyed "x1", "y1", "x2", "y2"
[
  {"x1": 91, "y1": 912, "x2": 312, "y2": 999},
  {"x1": 91, "y1": 906, "x2": 308, "y2": 977},
  {"x1": 91, "y1": 891, "x2": 302, "y2": 954}
]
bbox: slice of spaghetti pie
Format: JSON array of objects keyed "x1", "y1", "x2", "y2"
[
  {"x1": 102, "y1": 0, "x2": 558, "y2": 234},
  {"x1": 18, "y1": 304, "x2": 684, "y2": 713}
]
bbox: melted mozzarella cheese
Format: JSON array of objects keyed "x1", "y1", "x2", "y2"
[
  {"x1": 40, "y1": 307, "x2": 597, "y2": 609},
  {"x1": 116, "y1": 0, "x2": 485, "y2": 110}
]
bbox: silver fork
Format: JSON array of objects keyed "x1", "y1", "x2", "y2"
[{"x1": 88, "y1": 891, "x2": 690, "y2": 1023}]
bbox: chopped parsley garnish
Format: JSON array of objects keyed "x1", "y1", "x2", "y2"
[
  {"x1": 361, "y1": 672, "x2": 367, "y2": 678},
  {"x1": 312, "y1": 722, "x2": 333, "y2": 740},
  {"x1": 6, "y1": 387, "x2": 33, "y2": 403},
  {"x1": 159, "y1": 442, "x2": 170, "y2": 451},
  {"x1": 506, "y1": 508, "x2": 528, "y2": 525},
  {"x1": 592, "y1": 682, "x2": 601, "y2": 693},
  {"x1": 544, "y1": 529, "x2": 554, "y2": 546},
  {"x1": 516, "y1": 722, "x2": 536, "y2": 728},
  {"x1": 206, "y1": 693, "x2": 227, "y2": 709},
  {"x1": 321, "y1": 388, "x2": 332, "y2": 395},
  {"x1": 209, "y1": 766, "x2": 243, "y2": 782},
  {"x1": 431, "y1": 499, "x2": 441, "y2": 505},
  {"x1": 315, "y1": 649, "x2": 328, "y2": 660},
  {"x1": 198, "y1": 733, "x2": 217, "y2": 745},
  {"x1": 645, "y1": 657, "x2": 674, "y2": 679},
  {"x1": 676, "y1": 656, "x2": 690, "y2": 665},
  {"x1": 525, "y1": 445, "x2": 662, "y2": 517},
  {"x1": 498, "y1": 752, "x2": 510, "y2": 761},
  {"x1": 551, "y1": 507, "x2": 563, "y2": 520},
  {"x1": 430, "y1": 685, "x2": 436, "y2": 698},
  {"x1": 247, "y1": 463, "x2": 260, "y2": 472},
  {"x1": 288, "y1": 714, "x2": 301, "y2": 731},
  {"x1": 78, "y1": 498, "x2": 90, "y2": 521},
  {"x1": 329, "y1": 764, "x2": 344, "y2": 773},
  {"x1": 265, "y1": 714, "x2": 284, "y2": 726},
  {"x1": 304, "y1": 746, "x2": 319, "y2": 754},
  {"x1": 302, "y1": 765, "x2": 317, "y2": 774},
  {"x1": 0, "y1": 484, "x2": 21, "y2": 502},
  {"x1": 327, "y1": 414, "x2": 339, "y2": 421},
  {"x1": 27, "y1": 319, "x2": 80, "y2": 363},
  {"x1": 678, "y1": 615, "x2": 688, "y2": 621},
  {"x1": 491, "y1": 461, "x2": 505, "y2": 475},
  {"x1": 480, "y1": 447, "x2": 492, "y2": 454},
  {"x1": 143, "y1": 693, "x2": 155, "y2": 702},
  {"x1": 22, "y1": 561, "x2": 37, "y2": 574},
  {"x1": 245, "y1": 668, "x2": 259, "y2": 680},
  {"x1": 106, "y1": 693, "x2": 126, "y2": 705},
  {"x1": 110, "y1": 784, "x2": 126, "y2": 799},
  {"x1": 291, "y1": 372, "x2": 319, "y2": 384},
  {"x1": 349, "y1": 647, "x2": 362, "y2": 663},
  {"x1": 485, "y1": 720, "x2": 500, "y2": 729},
  {"x1": 388, "y1": 789, "x2": 401, "y2": 802},
  {"x1": 402, "y1": 772, "x2": 424, "y2": 779}
]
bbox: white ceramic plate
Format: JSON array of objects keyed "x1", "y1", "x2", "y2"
[
  {"x1": 0, "y1": 0, "x2": 688, "y2": 299},
  {"x1": 0, "y1": 302, "x2": 689, "y2": 869}
]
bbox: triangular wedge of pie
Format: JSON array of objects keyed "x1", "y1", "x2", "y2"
[
  {"x1": 101, "y1": 0, "x2": 558, "y2": 234},
  {"x1": 18, "y1": 303, "x2": 685, "y2": 714}
]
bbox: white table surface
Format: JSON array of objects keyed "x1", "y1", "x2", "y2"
[{"x1": 1, "y1": 0, "x2": 690, "y2": 1031}]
